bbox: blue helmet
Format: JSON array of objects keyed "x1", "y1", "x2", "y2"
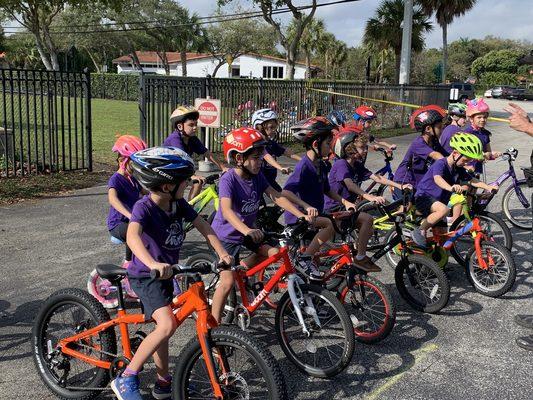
[
  {"x1": 130, "y1": 146, "x2": 195, "y2": 190},
  {"x1": 327, "y1": 110, "x2": 347, "y2": 127},
  {"x1": 353, "y1": 105, "x2": 377, "y2": 122}
]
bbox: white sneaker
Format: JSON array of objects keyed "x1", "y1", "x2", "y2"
[
  {"x1": 295, "y1": 255, "x2": 323, "y2": 280},
  {"x1": 411, "y1": 228, "x2": 427, "y2": 248}
]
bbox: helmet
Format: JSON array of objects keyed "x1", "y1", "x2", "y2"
[
  {"x1": 331, "y1": 131, "x2": 358, "y2": 159},
  {"x1": 170, "y1": 106, "x2": 200, "y2": 127},
  {"x1": 251, "y1": 108, "x2": 278, "y2": 129},
  {"x1": 466, "y1": 98, "x2": 490, "y2": 117},
  {"x1": 223, "y1": 127, "x2": 267, "y2": 163},
  {"x1": 112, "y1": 135, "x2": 147, "y2": 158},
  {"x1": 338, "y1": 122, "x2": 364, "y2": 135},
  {"x1": 291, "y1": 116, "x2": 334, "y2": 145},
  {"x1": 327, "y1": 110, "x2": 348, "y2": 127},
  {"x1": 448, "y1": 103, "x2": 467, "y2": 117},
  {"x1": 449, "y1": 132, "x2": 484, "y2": 160},
  {"x1": 410, "y1": 105, "x2": 446, "y2": 131},
  {"x1": 353, "y1": 105, "x2": 377, "y2": 121},
  {"x1": 130, "y1": 147, "x2": 195, "y2": 190}
]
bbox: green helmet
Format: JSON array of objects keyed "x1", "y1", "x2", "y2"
[
  {"x1": 448, "y1": 103, "x2": 467, "y2": 117},
  {"x1": 450, "y1": 132, "x2": 484, "y2": 160}
]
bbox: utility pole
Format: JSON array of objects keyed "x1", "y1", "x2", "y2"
[{"x1": 399, "y1": 0, "x2": 413, "y2": 85}]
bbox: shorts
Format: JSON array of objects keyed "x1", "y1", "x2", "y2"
[
  {"x1": 109, "y1": 222, "x2": 132, "y2": 261},
  {"x1": 414, "y1": 195, "x2": 448, "y2": 227},
  {"x1": 128, "y1": 276, "x2": 174, "y2": 320},
  {"x1": 221, "y1": 239, "x2": 261, "y2": 265}
]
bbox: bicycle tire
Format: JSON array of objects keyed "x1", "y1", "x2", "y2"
[
  {"x1": 449, "y1": 211, "x2": 513, "y2": 267},
  {"x1": 275, "y1": 283, "x2": 355, "y2": 378},
  {"x1": 32, "y1": 288, "x2": 117, "y2": 400},
  {"x1": 172, "y1": 326, "x2": 288, "y2": 400},
  {"x1": 502, "y1": 180, "x2": 532, "y2": 230},
  {"x1": 395, "y1": 255, "x2": 450, "y2": 313},
  {"x1": 465, "y1": 241, "x2": 516, "y2": 297},
  {"x1": 338, "y1": 275, "x2": 396, "y2": 344}
]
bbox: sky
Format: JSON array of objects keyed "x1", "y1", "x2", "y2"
[{"x1": 179, "y1": 0, "x2": 533, "y2": 50}]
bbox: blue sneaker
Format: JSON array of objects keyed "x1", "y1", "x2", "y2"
[
  {"x1": 152, "y1": 380, "x2": 172, "y2": 399},
  {"x1": 111, "y1": 374, "x2": 143, "y2": 400}
]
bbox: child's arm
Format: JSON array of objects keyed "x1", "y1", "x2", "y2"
[
  {"x1": 369, "y1": 173, "x2": 411, "y2": 191},
  {"x1": 284, "y1": 147, "x2": 302, "y2": 161},
  {"x1": 373, "y1": 140, "x2": 396, "y2": 150},
  {"x1": 325, "y1": 189, "x2": 357, "y2": 210},
  {"x1": 434, "y1": 175, "x2": 464, "y2": 193},
  {"x1": 266, "y1": 186, "x2": 311, "y2": 220},
  {"x1": 192, "y1": 216, "x2": 233, "y2": 265},
  {"x1": 280, "y1": 189, "x2": 318, "y2": 216},
  {"x1": 126, "y1": 222, "x2": 172, "y2": 278},
  {"x1": 108, "y1": 188, "x2": 132, "y2": 219},
  {"x1": 469, "y1": 178, "x2": 499, "y2": 192},
  {"x1": 483, "y1": 144, "x2": 502, "y2": 161},
  {"x1": 429, "y1": 151, "x2": 445, "y2": 161},
  {"x1": 264, "y1": 153, "x2": 291, "y2": 174},
  {"x1": 206, "y1": 150, "x2": 229, "y2": 172},
  {"x1": 343, "y1": 178, "x2": 386, "y2": 204},
  {"x1": 220, "y1": 197, "x2": 262, "y2": 242}
]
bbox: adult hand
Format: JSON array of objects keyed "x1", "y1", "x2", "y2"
[{"x1": 504, "y1": 103, "x2": 533, "y2": 136}]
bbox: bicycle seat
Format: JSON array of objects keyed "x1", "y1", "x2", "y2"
[{"x1": 96, "y1": 264, "x2": 127, "y2": 281}]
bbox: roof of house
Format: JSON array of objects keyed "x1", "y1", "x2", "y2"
[{"x1": 112, "y1": 51, "x2": 316, "y2": 68}]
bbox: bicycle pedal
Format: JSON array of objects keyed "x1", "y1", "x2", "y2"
[{"x1": 350, "y1": 315, "x2": 368, "y2": 328}]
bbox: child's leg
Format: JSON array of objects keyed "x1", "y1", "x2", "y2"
[
  {"x1": 211, "y1": 269, "x2": 234, "y2": 323},
  {"x1": 451, "y1": 203, "x2": 462, "y2": 223},
  {"x1": 420, "y1": 202, "x2": 449, "y2": 231},
  {"x1": 188, "y1": 181, "x2": 204, "y2": 201},
  {"x1": 354, "y1": 212, "x2": 374, "y2": 257},
  {"x1": 302, "y1": 217, "x2": 334, "y2": 255},
  {"x1": 126, "y1": 306, "x2": 177, "y2": 373}
]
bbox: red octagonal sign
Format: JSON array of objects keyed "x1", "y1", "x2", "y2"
[{"x1": 195, "y1": 98, "x2": 221, "y2": 128}]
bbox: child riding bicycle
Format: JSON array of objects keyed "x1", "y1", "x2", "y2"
[
  {"x1": 440, "y1": 103, "x2": 467, "y2": 153},
  {"x1": 111, "y1": 147, "x2": 233, "y2": 400},
  {"x1": 164, "y1": 106, "x2": 228, "y2": 200},
  {"x1": 411, "y1": 133, "x2": 499, "y2": 247},
  {"x1": 353, "y1": 105, "x2": 397, "y2": 151}
]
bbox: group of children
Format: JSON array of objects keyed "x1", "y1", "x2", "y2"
[{"x1": 105, "y1": 99, "x2": 501, "y2": 400}]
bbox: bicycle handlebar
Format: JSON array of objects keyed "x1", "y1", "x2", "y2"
[
  {"x1": 191, "y1": 173, "x2": 220, "y2": 185},
  {"x1": 150, "y1": 262, "x2": 223, "y2": 279}
]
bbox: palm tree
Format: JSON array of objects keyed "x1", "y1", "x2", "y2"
[
  {"x1": 175, "y1": 13, "x2": 208, "y2": 77},
  {"x1": 364, "y1": 0, "x2": 432, "y2": 84},
  {"x1": 290, "y1": 18, "x2": 327, "y2": 79},
  {"x1": 417, "y1": 0, "x2": 477, "y2": 83}
]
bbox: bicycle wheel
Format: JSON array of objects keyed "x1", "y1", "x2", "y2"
[
  {"x1": 502, "y1": 180, "x2": 532, "y2": 230},
  {"x1": 395, "y1": 255, "x2": 450, "y2": 313},
  {"x1": 465, "y1": 241, "x2": 516, "y2": 297},
  {"x1": 180, "y1": 252, "x2": 236, "y2": 325},
  {"x1": 275, "y1": 283, "x2": 355, "y2": 378},
  {"x1": 32, "y1": 288, "x2": 117, "y2": 400},
  {"x1": 86, "y1": 269, "x2": 119, "y2": 309},
  {"x1": 449, "y1": 212, "x2": 513, "y2": 267},
  {"x1": 338, "y1": 275, "x2": 396, "y2": 344},
  {"x1": 173, "y1": 326, "x2": 287, "y2": 400}
]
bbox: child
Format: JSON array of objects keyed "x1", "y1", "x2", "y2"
[
  {"x1": 440, "y1": 103, "x2": 467, "y2": 153},
  {"x1": 463, "y1": 98, "x2": 502, "y2": 174},
  {"x1": 164, "y1": 106, "x2": 228, "y2": 200},
  {"x1": 111, "y1": 147, "x2": 233, "y2": 400},
  {"x1": 106, "y1": 135, "x2": 146, "y2": 266},
  {"x1": 393, "y1": 105, "x2": 449, "y2": 198},
  {"x1": 325, "y1": 131, "x2": 412, "y2": 271},
  {"x1": 211, "y1": 127, "x2": 328, "y2": 282},
  {"x1": 282, "y1": 117, "x2": 358, "y2": 275},
  {"x1": 353, "y1": 105, "x2": 397, "y2": 151},
  {"x1": 410, "y1": 133, "x2": 499, "y2": 247},
  {"x1": 251, "y1": 108, "x2": 301, "y2": 192}
]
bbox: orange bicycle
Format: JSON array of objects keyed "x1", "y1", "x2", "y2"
[{"x1": 32, "y1": 263, "x2": 287, "y2": 400}]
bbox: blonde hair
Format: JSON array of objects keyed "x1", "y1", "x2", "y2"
[{"x1": 344, "y1": 134, "x2": 369, "y2": 157}]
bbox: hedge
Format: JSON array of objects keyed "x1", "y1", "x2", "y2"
[{"x1": 91, "y1": 73, "x2": 139, "y2": 101}]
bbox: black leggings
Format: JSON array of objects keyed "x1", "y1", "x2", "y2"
[{"x1": 109, "y1": 222, "x2": 132, "y2": 261}]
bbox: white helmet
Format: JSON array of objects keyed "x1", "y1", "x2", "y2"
[{"x1": 251, "y1": 108, "x2": 278, "y2": 129}]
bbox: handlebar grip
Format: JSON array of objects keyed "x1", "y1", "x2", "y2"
[{"x1": 150, "y1": 269, "x2": 162, "y2": 279}]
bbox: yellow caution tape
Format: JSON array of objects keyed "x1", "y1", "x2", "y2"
[{"x1": 308, "y1": 87, "x2": 509, "y2": 123}]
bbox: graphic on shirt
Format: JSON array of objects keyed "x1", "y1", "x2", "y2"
[
  {"x1": 241, "y1": 190, "x2": 259, "y2": 215},
  {"x1": 164, "y1": 220, "x2": 185, "y2": 248}
]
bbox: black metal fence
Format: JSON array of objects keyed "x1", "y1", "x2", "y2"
[
  {"x1": 0, "y1": 68, "x2": 92, "y2": 177},
  {"x1": 139, "y1": 75, "x2": 451, "y2": 152}
]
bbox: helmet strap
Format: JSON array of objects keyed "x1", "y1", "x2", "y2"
[{"x1": 452, "y1": 153, "x2": 463, "y2": 167}]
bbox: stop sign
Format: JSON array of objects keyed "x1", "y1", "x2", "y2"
[{"x1": 195, "y1": 98, "x2": 221, "y2": 128}]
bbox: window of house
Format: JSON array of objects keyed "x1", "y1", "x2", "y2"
[
  {"x1": 231, "y1": 66, "x2": 240, "y2": 77},
  {"x1": 262, "y1": 66, "x2": 284, "y2": 79}
]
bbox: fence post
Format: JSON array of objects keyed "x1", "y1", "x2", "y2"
[
  {"x1": 83, "y1": 68, "x2": 93, "y2": 172},
  {"x1": 139, "y1": 72, "x2": 146, "y2": 142}
]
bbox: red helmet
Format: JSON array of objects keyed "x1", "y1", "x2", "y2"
[
  {"x1": 331, "y1": 131, "x2": 359, "y2": 159},
  {"x1": 338, "y1": 122, "x2": 364, "y2": 135},
  {"x1": 291, "y1": 116, "x2": 334, "y2": 145},
  {"x1": 353, "y1": 105, "x2": 377, "y2": 122},
  {"x1": 112, "y1": 135, "x2": 147, "y2": 158},
  {"x1": 409, "y1": 105, "x2": 446, "y2": 131},
  {"x1": 223, "y1": 127, "x2": 267, "y2": 163}
]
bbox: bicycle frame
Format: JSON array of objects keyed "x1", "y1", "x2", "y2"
[
  {"x1": 57, "y1": 282, "x2": 225, "y2": 398},
  {"x1": 362, "y1": 150, "x2": 394, "y2": 194},
  {"x1": 189, "y1": 183, "x2": 219, "y2": 214}
]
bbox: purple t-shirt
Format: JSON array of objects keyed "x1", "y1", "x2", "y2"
[
  {"x1": 211, "y1": 169, "x2": 270, "y2": 243},
  {"x1": 324, "y1": 159, "x2": 372, "y2": 211},
  {"x1": 415, "y1": 158, "x2": 470, "y2": 203},
  {"x1": 128, "y1": 196, "x2": 198, "y2": 277},
  {"x1": 261, "y1": 139, "x2": 286, "y2": 186},
  {"x1": 163, "y1": 130, "x2": 208, "y2": 156},
  {"x1": 394, "y1": 136, "x2": 448, "y2": 187},
  {"x1": 106, "y1": 173, "x2": 142, "y2": 230},
  {"x1": 440, "y1": 124, "x2": 462, "y2": 154},
  {"x1": 463, "y1": 125, "x2": 491, "y2": 173},
  {"x1": 283, "y1": 155, "x2": 331, "y2": 225}
]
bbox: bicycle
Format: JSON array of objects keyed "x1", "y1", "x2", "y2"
[
  {"x1": 184, "y1": 173, "x2": 221, "y2": 233},
  {"x1": 361, "y1": 147, "x2": 396, "y2": 203},
  {"x1": 32, "y1": 263, "x2": 288, "y2": 400},
  {"x1": 384, "y1": 192, "x2": 516, "y2": 297}
]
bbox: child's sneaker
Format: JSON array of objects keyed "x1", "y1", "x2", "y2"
[
  {"x1": 411, "y1": 228, "x2": 427, "y2": 248},
  {"x1": 152, "y1": 379, "x2": 172, "y2": 399},
  {"x1": 295, "y1": 255, "x2": 323, "y2": 280},
  {"x1": 353, "y1": 256, "x2": 381, "y2": 272},
  {"x1": 111, "y1": 374, "x2": 142, "y2": 400}
]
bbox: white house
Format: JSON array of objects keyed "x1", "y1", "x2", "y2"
[{"x1": 112, "y1": 51, "x2": 315, "y2": 79}]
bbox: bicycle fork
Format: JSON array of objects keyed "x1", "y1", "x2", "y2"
[{"x1": 287, "y1": 274, "x2": 322, "y2": 336}]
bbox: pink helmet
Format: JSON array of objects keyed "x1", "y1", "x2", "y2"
[
  {"x1": 112, "y1": 135, "x2": 147, "y2": 170},
  {"x1": 466, "y1": 98, "x2": 490, "y2": 117}
]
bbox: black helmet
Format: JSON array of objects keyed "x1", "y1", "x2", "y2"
[
  {"x1": 130, "y1": 147, "x2": 195, "y2": 190},
  {"x1": 410, "y1": 105, "x2": 446, "y2": 133},
  {"x1": 291, "y1": 116, "x2": 334, "y2": 146}
]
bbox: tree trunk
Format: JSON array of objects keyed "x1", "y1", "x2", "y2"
[
  {"x1": 325, "y1": 51, "x2": 329, "y2": 79},
  {"x1": 42, "y1": 25, "x2": 60, "y2": 71},
  {"x1": 441, "y1": 23, "x2": 448, "y2": 83},
  {"x1": 379, "y1": 51, "x2": 385, "y2": 83},
  {"x1": 180, "y1": 50, "x2": 187, "y2": 77},
  {"x1": 395, "y1": 51, "x2": 401, "y2": 84},
  {"x1": 305, "y1": 49, "x2": 311, "y2": 79},
  {"x1": 286, "y1": 46, "x2": 296, "y2": 80},
  {"x1": 85, "y1": 48, "x2": 101, "y2": 73},
  {"x1": 33, "y1": 33, "x2": 53, "y2": 71},
  {"x1": 212, "y1": 60, "x2": 225, "y2": 77},
  {"x1": 226, "y1": 55, "x2": 235, "y2": 76}
]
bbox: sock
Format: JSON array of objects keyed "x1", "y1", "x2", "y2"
[
  {"x1": 157, "y1": 374, "x2": 172, "y2": 385},
  {"x1": 122, "y1": 367, "x2": 138, "y2": 377},
  {"x1": 356, "y1": 254, "x2": 365, "y2": 261}
]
